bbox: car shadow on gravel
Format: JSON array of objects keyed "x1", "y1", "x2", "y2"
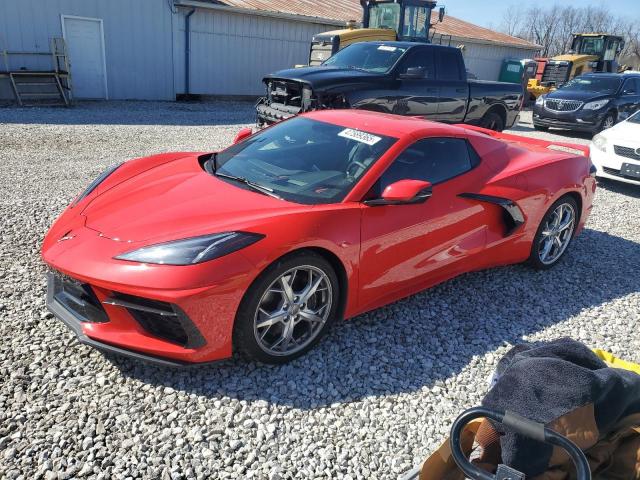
[
  {"x1": 109, "y1": 228, "x2": 640, "y2": 409},
  {"x1": 597, "y1": 178, "x2": 640, "y2": 199},
  {"x1": 0, "y1": 100, "x2": 256, "y2": 126}
]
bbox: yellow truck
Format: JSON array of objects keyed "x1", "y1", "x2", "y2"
[
  {"x1": 527, "y1": 33, "x2": 624, "y2": 99},
  {"x1": 307, "y1": 0, "x2": 445, "y2": 66}
]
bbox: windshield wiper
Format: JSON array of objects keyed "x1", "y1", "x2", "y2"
[{"x1": 214, "y1": 171, "x2": 283, "y2": 200}]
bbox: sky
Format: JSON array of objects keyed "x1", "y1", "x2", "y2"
[{"x1": 445, "y1": 0, "x2": 640, "y2": 30}]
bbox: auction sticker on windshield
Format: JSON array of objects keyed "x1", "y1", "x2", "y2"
[
  {"x1": 377, "y1": 45, "x2": 397, "y2": 52},
  {"x1": 338, "y1": 128, "x2": 382, "y2": 146}
]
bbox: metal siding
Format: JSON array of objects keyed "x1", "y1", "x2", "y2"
[
  {"x1": 0, "y1": 0, "x2": 175, "y2": 100},
  {"x1": 176, "y1": 8, "x2": 336, "y2": 96},
  {"x1": 460, "y1": 42, "x2": 539, "y2": 81}
]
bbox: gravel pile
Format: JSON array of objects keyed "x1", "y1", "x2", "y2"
[{"x1": 1, "y1": 102, "x2": 639, "y2": 480}]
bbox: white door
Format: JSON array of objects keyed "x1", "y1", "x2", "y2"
[{"x1": 62, "y1": 16, "x2": 107, "y2": 99}]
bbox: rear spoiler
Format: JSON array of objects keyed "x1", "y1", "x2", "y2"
[{"x1": 454, "y1": 124, "x2": 590, "y2": 158}]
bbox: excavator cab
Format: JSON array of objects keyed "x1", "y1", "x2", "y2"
[
  {"x1": 527, "y1": 33, "x2": 625, "y2": 100},
  {"x1": 307, "y1": 0, "x2": 444, "y2": 66},
  {"x1": 570, "y1": 34, "x2": 624, "y2": 72}
]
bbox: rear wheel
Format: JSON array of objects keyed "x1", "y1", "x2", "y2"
[
  {"x1": 480, "y1": 111, "x2": 505, "y2": 131},
  {"x1": 234, "y1": 251, "x2": 339, "y2": 364},
  {"x1": 528, "y1": 196, "x2": 578, "y2": 270}
]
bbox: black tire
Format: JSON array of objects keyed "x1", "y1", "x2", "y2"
[
  {"x1": 480, "y1": 111, "x2": 505, "y2": 132},
  {"x1": 598, "y1": 111, "x2": 616, "y2": 132},
  {"x1": 533, "y1": 124, "x2": 549, "y2": 131},
  {"x1": 528, "y1": 196, "x2": 578, "y2": 270},
  {"x1": 233, "y1": 251, "x2": 340, "y2": 364}
]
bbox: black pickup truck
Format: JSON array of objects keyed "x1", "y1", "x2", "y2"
[{"x1": 256, "y1": 41, "x2": 524, "y2": 131}]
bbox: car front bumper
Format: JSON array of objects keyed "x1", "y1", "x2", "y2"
[
  {"x1": 42, "y1": 223, "x2": 259, "y2": 366},
  {"x1": 590, "y1": 145, "x2": 640, "y2": 186},
  {"x1": 532, "y1": 104, "x2": 608, "y2": 133}
]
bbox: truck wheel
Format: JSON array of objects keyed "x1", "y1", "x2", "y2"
[{"x1": 480, "y1": 111, "x2": 505, "y2": 132}]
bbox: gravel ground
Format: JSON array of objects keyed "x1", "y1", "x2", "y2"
[{"x1": 1, "y1": 102, "x2": 639, "y2": 480}]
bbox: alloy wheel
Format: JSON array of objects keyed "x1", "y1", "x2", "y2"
[
  {"x1": 253, "y1": 265, "x2": 332, "y2": 356},
  {"x1": 538, "y1": 202, "x2": 576, "y2": 265}
]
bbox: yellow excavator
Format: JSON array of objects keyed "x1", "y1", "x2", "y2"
[
  {"x1": 307, "y1": 0, "x2": 445, "y2": 66},
  {"x1": 527, "y1": 33, "x2": 625, "y2": 99}
]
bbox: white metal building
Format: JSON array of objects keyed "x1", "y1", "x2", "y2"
[{"x1": 0, "y1": 0, "x2": 540, "y2": 101}]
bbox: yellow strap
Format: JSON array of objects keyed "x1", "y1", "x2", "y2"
[{"x1": 592, "y1": 349, "x2": 640, "y2": 375}]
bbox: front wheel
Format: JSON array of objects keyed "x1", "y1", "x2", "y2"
[
  {"x1": 233, "y1": 251, "x2": 339, "y2": 364},
  {"x1": 528, "y1": 196, "x2": 578, "y2": 270},
  {"x1": 598, "y1": 112, "x2": 616, "y2": 132}
]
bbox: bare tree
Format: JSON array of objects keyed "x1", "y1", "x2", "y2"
[{"x1": 499, "y1": 4, "x2": 640, "y2": 66}]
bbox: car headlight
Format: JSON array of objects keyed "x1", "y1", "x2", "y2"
[
  {"x1": 591, "y1": 133, "x2": 608, "y2": 152},
  {"x1": 535, "y1": 96, "x2": 545, "y2": 106},
  {"x1": 115, "y1": 232, "x2": 264, "y2": 265},
  {"x1": 73, "y1": 163, "x2": 122, "y2": 206},
  {"x1": 583, "y1": 99, "x2": 610, "y2": 110}
]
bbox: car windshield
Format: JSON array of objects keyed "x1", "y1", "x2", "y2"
[
  {"x1": 214, "y1": 117, "x2": 396, "y2": 205},
  {"x1": 558, "y1": 76, "x2": 622, "y2": 94},
  {"x1": 322, "y1": 43, "x2": 408, "y2": 73},
  {"x1": 627, "y1": 110, "x2": 640, "y2": 124}
]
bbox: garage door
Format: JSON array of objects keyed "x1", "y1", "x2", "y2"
[{"x1": 62, "y1": 16, "x2": 107, "y2": 99}]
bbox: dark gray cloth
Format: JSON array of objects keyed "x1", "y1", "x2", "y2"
[{"x1": 482, "y1": 338, "x2": 640, "y2": 476}]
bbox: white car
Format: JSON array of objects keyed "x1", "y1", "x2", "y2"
[{"x1": 591, "y1": 110, "x2": 640, "y2": 186}]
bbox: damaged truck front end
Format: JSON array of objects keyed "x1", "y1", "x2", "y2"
[{"x1": 256, "y1": 79, "x2": 348, "y2": 126}]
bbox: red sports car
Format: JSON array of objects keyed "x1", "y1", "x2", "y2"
[{"x1": 42, "y1": 111, "x2": 596, "y2": 366}]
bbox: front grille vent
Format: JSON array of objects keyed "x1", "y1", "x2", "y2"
[
  {"x1": 613, "y1": 145, "x2": 640, "y2": 161},
  {"x1": 544, "y1": 99, "x2": 583, "y2": 112},
  {"x1": 104, "y1": 293, "x2": 205, "y2": 348},
  {"x1": 51, "y1": 272, "x2": 108, "y2": 323}
]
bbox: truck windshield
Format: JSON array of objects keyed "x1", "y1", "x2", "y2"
[
  {"x1": 322, "y1": 43, "x2": 408, "y2": 73},
  {"x1": 213, "y1": 117, "x2": 396, "y2": 205},
  {"x1": 574, "y1": 37, "x2": 604, "y2": 56},
  {"x1": 558, "y1": 76, "x2": 622, "y2": 94}
]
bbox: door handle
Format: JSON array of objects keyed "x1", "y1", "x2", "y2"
[{"x1": 455, "y1": 88, "x2": 466, "y2": 93}]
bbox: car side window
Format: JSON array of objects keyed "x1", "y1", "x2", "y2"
[
  {"x1": 397, "y1": 48, "x2": 435, "y2": 79},
  {"x1": 376, "y1": 138, "x2": 479, "y2": 193},
  {"x1": 623, "y1": 78, "x2": 638, "y2": 95},
  {"x1": 436, "y1": 50, "x2": 462, "y2": 81}
]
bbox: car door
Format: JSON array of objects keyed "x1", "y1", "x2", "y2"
[
  {"x1": 434, "y1": 49, "x2": 469, "y2": 122},
  {"x1": 618, "y1": 78, "x2": 640, "y2": 121},
  {"x1": 358, "y1": 137, "x2": 492, "y2": 312},
  {"x1": 391, "y1": 47, "x2": 439, "y2": 117}
]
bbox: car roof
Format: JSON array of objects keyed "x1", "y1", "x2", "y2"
[{"x1": 301, "y1": 109, "x2": 467, "y2": 139}]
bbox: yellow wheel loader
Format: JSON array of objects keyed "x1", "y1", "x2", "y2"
[
  {"x1": 307, "y1": 0, "x2": 445, "y2": 66},
  {"x1": 527, "y1": 33, "x2": 624, "y2": 99}
]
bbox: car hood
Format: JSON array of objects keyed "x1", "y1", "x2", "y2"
[
  {"x1": 81, "y1": 155, "x2": 307, "y2": 243},
  {"x1": 601, "y1": 118, "x2": 640, "y2": 142},
  {"x1": 264, "y1": 66, "x2": 386, "y2": 90},
  {"x1": 546, "y1": 89, "x2": 612, "y2": 102}
]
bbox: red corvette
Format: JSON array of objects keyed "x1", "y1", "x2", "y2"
[{"x1": 42, "y1": 111, "x2": 596, "y2": 366}]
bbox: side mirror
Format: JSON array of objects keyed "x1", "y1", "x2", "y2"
[
  {"x1": 233, "y1": 128, "x2": 253, "y2": 144},
  {"x1": 438, "y1": 6, "x2": 445, "y2": 23},
  {"x1": 399, "y1": 66, "x2": 426, "y2": 80},
  {"x1": 365, "y1": 179, "x2": 432, "y2": 206},
  {"x1": 625, "y1": 89, "x2": 636, "y2": 96}
]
